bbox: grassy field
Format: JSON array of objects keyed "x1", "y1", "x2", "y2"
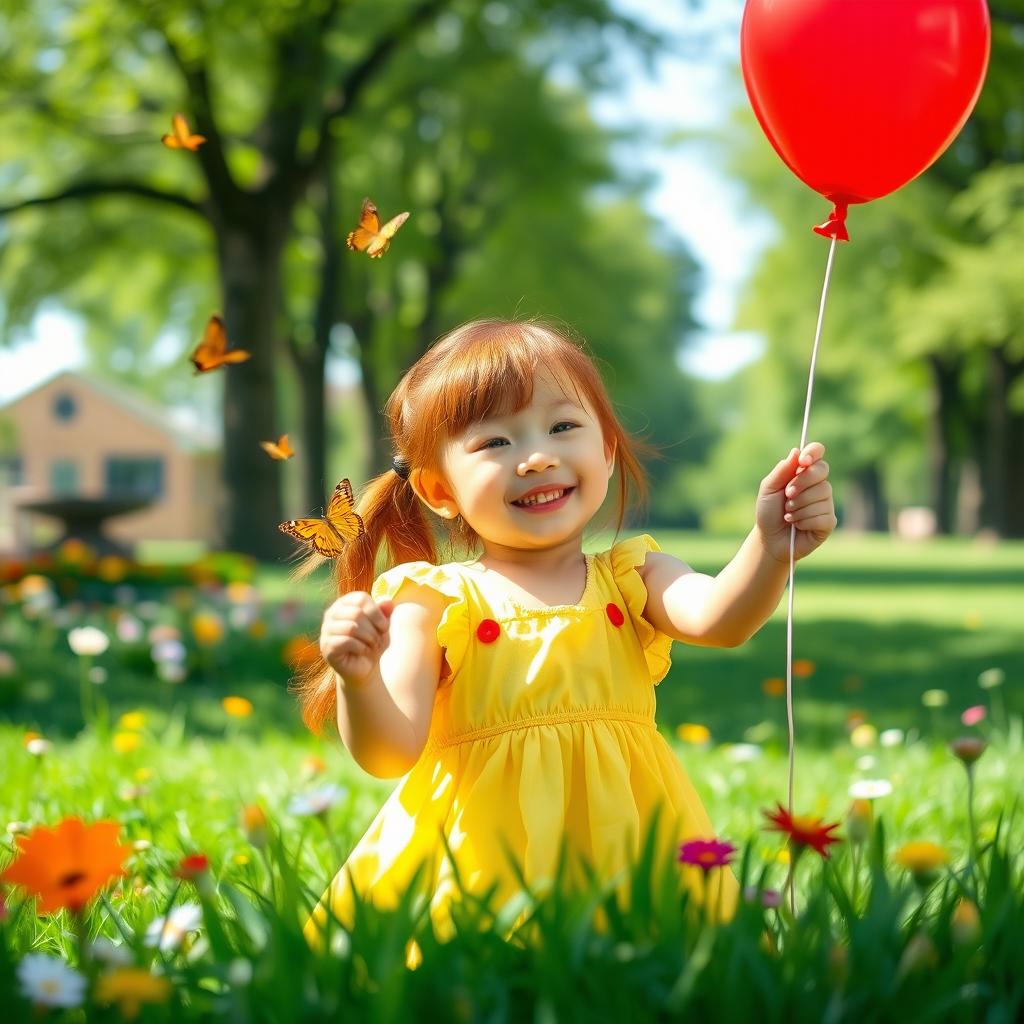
[{"x1": 1, "y1": 532, "x2": 1021, "y2": 1017}]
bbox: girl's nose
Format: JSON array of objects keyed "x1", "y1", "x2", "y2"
[{"x1": 517, "y1": 450, "x2": 559, "y2": 475}]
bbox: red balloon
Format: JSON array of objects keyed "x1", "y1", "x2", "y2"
[{"x1": 741, "y1": 0, "x2": 990, "y2": 239}]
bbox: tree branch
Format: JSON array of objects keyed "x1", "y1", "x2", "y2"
[{"x1": 0, "y1": 180, "x2": 206, "y2": 219}]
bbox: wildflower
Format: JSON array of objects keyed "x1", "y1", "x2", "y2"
[
  {"x1": 147, "y1": 623, "x2": 182, "y2": 646},
  {"x1": 977, "y1": 667, "x2": 1004, "y2": 690},
  {"x1": 921, "y1": 689, "x2": 948, "y2": 708},
  {"x1": 247, "y1": 619, "x2": 268, "y2": 639},
  {"x1": 844, "y1": 710, "x2": 867, "y2": 732},
  {"x1": 226, "y1": 581, "x2": 256, "y2": 605},
  {"x1": 114, "y1": 614, "x2": 143, "y2": 644},
  {"x1": 144, "y1": 903, "x2": 202, "y2": 952},
  {"x1": 848, "y1": 779, "x2": 892, "y2": 801},
  {"x1": 879, "y1": 728, "x2": 905, "y2": 748},
  {"x1": 849, "y1": 724, "x2": 877, "y2": 749},
  {"x1": 67, "y1": 626, "x2": 110, "y2": 657},
  {"x1": 846, "y1": 799, "x2": 873, "y2": 845},
  {"x1": 897, "y1": 931, "x2": 938, "y2": 977},
  {"x1": 288, "y1": 784, "x2": 347, "y2": 818},
  {"x1": 157, "y1": 662, "x2": 187, "y2": 684},
  {"x1": 742, "y1": 885, "x2": 781, "y2": 908},
  {"x1": 150, "y1": 638, "x2": 187, "y2": 664},
  {"x1": 950, "y1": 898, "x2": 981, "y2": 947},
  {"x1": 675, "y1": 722, "x2": 711, "y2": 745},
  {"x1": 678, "y1": 838, "x2": 736, "y2": 873},
  {"x1": 762, "y1": 677, "x2": 785, "y2": 697},
  {"x1": 173, "y1": 854, "x2": 210, "y2": 881},
  {"x1": 95, "y1": 967, "x2": 172, "y2": 1018},
  {"x1": 16, "y1": 953, "x2": 86, "y2": 1009},
  {"x1": 240, "y1": 804, "x2": 268, "y2": 848},
  {"x1": 300, "y1": 754, "x2": 327, "y2": 779},
  {"x1": 191, "y1": 611, "x2": 225, "y2": 647},
  {"x1": 763, "y1": 804, "x2": 842, "y2": 859},
  {"x1": 960, "y1": 705, "x2": 986, "y2": 727},
  {"x1": 792, "y1": 659, "x2": 816, "y2": 678},
  {"x1": 950, "y1": 736, "x2": 986, "y2": 766},
  {"x1": 113, "y1": 732, "x2": 141, "y2": 754},
  {"x1": 723, "y1": 743, "x2": 762, "y2": 763},
  {"x1": 25, "y1": 736, "x2": 52, "y2": 757},
  {"x1": 893, "y1": 841, "x2": 949, "y2": 885},
  {"x1": 1, "y1": 817, "x2": 130, "y2": 914},
  {"x1": 118, "y1": 711, "x2": 147, "y2": 731},
  {"x1": 96, "y1": 556, "x2": 130, "y2": 584},
  {"x1": 222, "y1": 696, "x2": 254, "y2": 718}
]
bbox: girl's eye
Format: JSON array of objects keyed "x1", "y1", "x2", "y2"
[{"x1": 479, "y1": 422, "x2": 577, "y2": 450}]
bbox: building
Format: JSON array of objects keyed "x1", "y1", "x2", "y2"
[{"x1": 0, "y1": 371, "x2": 222, "y2": 555}]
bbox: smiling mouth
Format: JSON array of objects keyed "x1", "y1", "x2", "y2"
[{"x1": 511, "y1": 487, "x2": 575, "y2": 508}]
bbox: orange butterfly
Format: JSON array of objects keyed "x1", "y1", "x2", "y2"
[
  {"x1": 161, "y1": 112, "x2": 206, "y2": 151},
  {"x1": 345, "y1": 198, "x2": 410, "y2": 258},
  {"x1": 190, "y1": 315, "x2": 251, "y2": 374},
  {"x1": 261, "y1": 434, "x2": 295, "y2": 460},
  {"x1": 279, "y1": 478, "x2": 364, "y2": 558}
]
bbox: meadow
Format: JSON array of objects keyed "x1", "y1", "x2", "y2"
[{"x1": 0, "y1": 531, "x2": 1021, "y2": 1019}]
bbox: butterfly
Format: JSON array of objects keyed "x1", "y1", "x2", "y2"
[
  {"x1": 261, "y1": 434, "x2": 295, "y2": 460},
  {"x1": 161, "y1": 112, "x2": 206, "y2": 151},
  {"x1": 345, "y1": 197, "x2": 410, "y2": 258},
  {"x1": 279, "y1": 478, "x2": 364, "y2": 558},
  {"x1": 190, "y1": 315, "x2": 251, "y2": 374}
]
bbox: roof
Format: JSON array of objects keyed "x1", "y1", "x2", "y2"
[{"x1": 0, "y1": 370, "x2": 220, "y2": 453}]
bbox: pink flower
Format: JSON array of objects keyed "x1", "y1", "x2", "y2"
[
  {"x1": 678, "y1": 838, "x2": 737, "y2": 873},
  {"x1": 960, "y1": 705, "x2": 986, "y2": 727}
]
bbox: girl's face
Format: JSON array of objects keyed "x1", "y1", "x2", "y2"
[{"x1": 417, "y1": 371, "x2": 615, "y2": 555}]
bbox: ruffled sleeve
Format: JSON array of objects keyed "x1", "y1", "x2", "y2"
[
  {"x1": 608, "y1": 534, "x2": 674, "y2": 685},
  {"x1": 371, "y1": 562, "x2": 468, "y2": 686}
]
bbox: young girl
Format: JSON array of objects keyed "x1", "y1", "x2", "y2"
[{"x1": 298, "y1": 318, "x2": 836, "y2": 948}]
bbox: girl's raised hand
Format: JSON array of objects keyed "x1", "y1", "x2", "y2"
[
  {"x1": 755, "y1": 442, "x2": 837, "y2": 563},
  {"x1": 320, "y1": 592, "x2": 394, "y2": 687}
]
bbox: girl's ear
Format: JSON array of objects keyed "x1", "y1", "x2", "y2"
[{"x1": 411, "y1": 466, "x2": 459, "y2": 520}]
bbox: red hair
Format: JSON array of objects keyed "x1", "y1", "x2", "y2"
[{"x1": 291, "y1": 318, "x2": 663, "y2": 733}]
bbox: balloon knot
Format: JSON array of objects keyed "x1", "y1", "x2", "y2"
[{"x1": 812, "y1": 201, "x2": 850, "y2": 242}]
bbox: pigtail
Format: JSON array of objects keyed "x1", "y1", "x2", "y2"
[{"x1": 289, "y1": 465, "x2": 441, "y2": 735}]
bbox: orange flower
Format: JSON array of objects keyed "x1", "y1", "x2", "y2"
[
  {"x1": 792, "y1": 659, "x2": 816, "y2": 678},
  {"x1": 0, "y1": 818, "x2": 131, "y2": 914},
  {"x1": 763, "y1": 803, "x2": 842, "y2": 859},
  {"x1": 222, "y1": 696, "x2": 253, "y2": 718},
  {"x1": 282, "y1": 635, "x2": 321, "y2": 671},
  {"x1": 762, "y1": 677, "x2": 786, "y2": 697}
]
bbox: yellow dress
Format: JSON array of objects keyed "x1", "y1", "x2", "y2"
[{"x1": 304, "y1": 534, "x2": 737, "y2": 948}]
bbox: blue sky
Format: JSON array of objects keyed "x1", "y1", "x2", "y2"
[{"x1": 0, "y1": 0, "x2": 772, "y2": 404}]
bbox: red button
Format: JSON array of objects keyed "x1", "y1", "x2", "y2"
[
  {"x1": 476, "y1": 618, "x2": 500, "y2": 643},
  {"x1": 606, "y1": 603, "x2": 624, "y2": 627}
]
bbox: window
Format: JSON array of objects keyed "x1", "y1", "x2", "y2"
[
  {"x1": 52, "y1": 393, "x2": 77, "y2": 422},
  {"x1": 0, "y1": 456, "x2": 23, "y2": 486},
  {"x1": 50, "y1": 460, "x2": 79, "y2": 495},
  {"x1": 105, "y1": 457, "x2": 164, "y2": 499}
]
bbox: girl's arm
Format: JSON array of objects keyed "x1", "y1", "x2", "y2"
[{"x1": 641, "y1": 444, "x2": 835, "y2": 648}]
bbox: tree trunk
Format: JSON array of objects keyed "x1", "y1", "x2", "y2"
[
  {"x1": 843, "y1": 464, "x2": 888, "y2": 532},
  {"x1": 217, "y1": 223, "x2": 289, "y2": 561},
  {"x1": 926, "y1": 354, "x2": 961, "y2": 535},
  {"x1": 983, "y1": 346, "x2": 1009, "y2": 536}
]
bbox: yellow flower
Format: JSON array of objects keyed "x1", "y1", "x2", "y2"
[
  {"x1": 134, "y1": 768, "x2": 152, "y2": 783},
  {"x1": 893, "y1": 841, "x2": 950, "y2": 876},
  {"x1": 221, "y1": 696, "x2": 253, "y2": 718},
  {"x1": 18, "y1": 575, "x2": 51, "y2": 598},
  {"x1": 191, "y1": 611, "x2": 225, "y2": 647},
  {"x1": 849, "y1": 723, "x2": 877, "y2": 748},
  {"x1": 117, "y1": 711, "x2": 146, "y2": 731},
  {"x1": 57, "y1": 538, "x2": 93, "y2": 566},
  {"x1": 240, "y1": 805, "x2": 268, "y2": 848},
  {"x1": 226, "y1": 581, "x2": 256, "y2": 604},
  {"x1": 96, "y1": 556, "x2": 129, "y2": 584},
  {"x1": 94, "y1": 968, "x2": 171, "y2": 1019},
  {"x1": 112, "y1": 732, "x2": 141, "y2": 754},
  {"x1": 762, "y1": 677, "x2": 786, "y2": 697},
  {"x1": 675, "y1": 723, "x2": 711, "y2": 745},
  {"x1": 232, "y1": 853, "x2": 250, "y2": 866},
  {"x1": 247, "y1": 620, "x2": 268, "y2": 640}
]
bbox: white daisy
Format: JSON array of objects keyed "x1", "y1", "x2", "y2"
[
  {"x1": 848, "y1": 779, "x2": 893, "y2": 800},
  {"x1": 723, "y1": 743, "x2": 763, "y2": 763},
  {"x1": 879, "y1": 728, "x2": 905, "y2": 748},
  {"x1": 17, "y1": 953, "x2": 86, "y2": 1008},
  {"x1": 67, "y1": 626, "x2": 110, "y2": 657},
  {"x1": 287, "y1": 783, "x2": 348, "y2": 818},
  {"x1": 145, "y1": 902, "x2": 203, "y2": 952}
]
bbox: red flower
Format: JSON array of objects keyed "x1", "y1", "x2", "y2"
[
  {"x1": 763, "y1": 803, "x2": 842, "y2": 858},
  {"x1": 678, "y1": 839, "x2": 736, "y2": 873},
  {"x1": 173, "y1": 854, "x2": 210, "y2": 881}
]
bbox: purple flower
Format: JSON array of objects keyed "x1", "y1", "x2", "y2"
[{"x1": 678, "y1": 838, "x2": 737, "y2": 873}]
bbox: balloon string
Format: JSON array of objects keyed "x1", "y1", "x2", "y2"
[{"x1": 786, "y1": 233, "x2": 837, "y2": 916}]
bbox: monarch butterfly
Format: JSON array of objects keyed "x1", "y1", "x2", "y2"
[
  {"x1": 161, "y1": 112, "x2": 206, "y2": 151},
  {"x1": 279, "y1": 479, "x2": 364, "y2": 558},
  {"x1": 261, "y1": 435, "x2": 295, "y2": 460},
  {"x1": 345, "y1": 198, "x2": 410, "y2": 258},
  {"x1": 190, "y1": 315, "x2": 251, "y2": 374}
]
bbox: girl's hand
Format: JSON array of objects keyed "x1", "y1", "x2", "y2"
[
  {"x1": 320, "y1": 592, "x2": 395, "y2": 687},
  {"x1": 755, "y1": 442, "x2": 837, "y2": 564}
]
